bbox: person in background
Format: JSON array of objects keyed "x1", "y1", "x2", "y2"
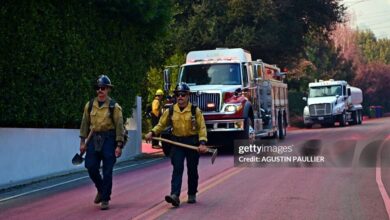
[{"x1": 151, "y1": 89, "x2": 164, "y2": 149}]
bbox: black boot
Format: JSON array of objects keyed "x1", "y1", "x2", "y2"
[
  {"x1": 187, "y1": 194, "x2": 196, "y2": 204},
  {"x1": 165, "y1": 194, "x2": 180, "y2": 207},
  {"x1": 100, "y1": 201, "x2": 109, "y2": 210},
  {"x1": 94, "y1": 192, "x2": 102, "y2": 204}
]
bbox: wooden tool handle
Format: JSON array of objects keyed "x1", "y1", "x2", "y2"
[
  {"x1": 152, "y1": 137, "x2": 198, "y2": 151},
  {"x1": 85, "y1": 129, "x2": 94, "y2": 145},
  {"x1": 80, "y1": 129, "x2": 94, "y2": 156}
]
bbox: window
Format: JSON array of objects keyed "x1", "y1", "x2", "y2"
[
  {"x1": 180, "y1": 63, "x2": 241, "y2": 85},
  {"x1": 309, "y1": 85, "x2": 342, "y2": 98}
]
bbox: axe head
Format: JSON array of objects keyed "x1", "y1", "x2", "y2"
[
  {"x1": 72, "y1": 153, "x2": 84, "y2": 165},
  {"x1": 209, "y1": 148, "x2": 218, "y2": 164}
]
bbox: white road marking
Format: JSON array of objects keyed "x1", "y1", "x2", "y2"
[
  {"x1": 376, "y1": 136, "x2": 390, "y2": 219},
  {"x1": 0, "y1": 158, "x2": 164, "y2": 203}
]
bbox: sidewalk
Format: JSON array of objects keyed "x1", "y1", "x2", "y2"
[
  {"x1": 141, "y1": 140, "x2": 163, "y2": 154},
  {"x1": 0, "y1": 141, "x2": 164, "y2": 195}
]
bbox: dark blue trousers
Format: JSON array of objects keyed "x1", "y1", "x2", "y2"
[
  {"x1": 170, "y1": 136, "x2": 199, "y2": 197},
  {"x1": 151, "y1": 115, "x2": 160, "y2": 146},
  {"x1": 85, "y1": 133, "x2": 116, "y2": 201}
]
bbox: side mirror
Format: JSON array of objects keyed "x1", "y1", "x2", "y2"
[
  {"x1": 253, "y1": 64, "x2": 262, "y2": 78},
  {"x1": 347, "y1": 88, "x2": 351, "y2": 96},
  {"x1": 302, "y1": 97, "x2": 307, "y2": 102},
  {"x1": 163, "y1": 68, "x2": 171, "y2": 92}
]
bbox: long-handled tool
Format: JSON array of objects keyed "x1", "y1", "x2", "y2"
[
  {"x1": 72, "y1": 129, "x2": 94, "y2": 165},
  {"x1": 152, "y1": 137, "x2": 218, "y2": 164}
]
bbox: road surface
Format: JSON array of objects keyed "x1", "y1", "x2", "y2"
[{"x1": 1, "y1": 117, "x2": 390, "y2": 220}]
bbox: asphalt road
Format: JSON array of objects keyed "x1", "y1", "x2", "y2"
[{"x1": 1, "y1": 117, "x2": 390, "y2": 220}]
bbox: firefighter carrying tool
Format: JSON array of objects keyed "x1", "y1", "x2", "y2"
[{"x1": 145, "y1": 83, "x2": 208, "y2": 207}]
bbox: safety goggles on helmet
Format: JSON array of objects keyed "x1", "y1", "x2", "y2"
[{"x1": 175, "y1": 92, "x2": 189, "y2": 97}]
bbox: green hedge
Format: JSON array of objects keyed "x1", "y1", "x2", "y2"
[{"x1": 0, "y1": 0, "x2": 173, "y2": 128}]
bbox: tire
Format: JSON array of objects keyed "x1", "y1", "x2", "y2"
[
  {"x1": 277, "y1": 111, "x2": 285, "y2": 139},
  {"x1": 240, "y1": 117, "x2": 254, "y2": 140},
  {"x1": 350, "y1": 111, "x2": 358, "y2": 125},
  {"x1": 339, "y1": 113, "x2": 347, "y2": 127},
  {"x1": 355, "y1": 111, "x2": 359, "y2": 125},
  {"x1": 357, "y1": 110, "x2": 363, "y2": 124}
]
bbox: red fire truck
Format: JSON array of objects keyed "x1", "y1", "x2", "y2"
[{"x1": 163, "y1": 48, "x2": 288, "y2": 148}]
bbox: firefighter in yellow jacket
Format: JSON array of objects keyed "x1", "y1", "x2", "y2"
[
  {"x1": 145, "y1": 83, "x2": 208, "y2": 207},
  {"x1": 79, "y1": 75, "x2": 124, "y2": 210},
  {"x1": 151, "y1": 89, "x2": 164, "y2": 149}
]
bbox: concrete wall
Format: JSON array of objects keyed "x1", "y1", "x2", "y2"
[{"x1": 0, "y1": 97, "x2": 142, "y2": 190}]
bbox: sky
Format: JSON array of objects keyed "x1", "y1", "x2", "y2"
[{"x1": 343, "y1": 0, "x2": 390, "y2": 39}]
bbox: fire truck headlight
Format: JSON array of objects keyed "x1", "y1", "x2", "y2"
[
  {"x1": 225, "y1": 105, "x2": 236, "y2": 112},
  {"x1": 224, "y1": 104, "x2": 242, "y2": 113}
]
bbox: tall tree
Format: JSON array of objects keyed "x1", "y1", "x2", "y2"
[
  {"x1": 354, "y1": 62, "x2": 390, "y2": 112},
  {"x1": 356, "y1": 30, "x2": 390, "y2": 64},
  {"x1": 169, "y1": 0, "x2": 345, "y2": 67}
]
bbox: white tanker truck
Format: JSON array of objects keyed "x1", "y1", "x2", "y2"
[{"x1": 303, "y1": 80, "x2": 363, "y2": 128}]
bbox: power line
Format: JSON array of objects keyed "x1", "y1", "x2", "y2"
[
  {"x1": 376, "y1": 34, "x2": 390, "y2": 39},
  {"x1": 347, "y1": 9, "x2": 390, "y2": 16},
  {"x1": 373, "y1": 25, "x2": 390, "y2": 30},
  {"x1": 358, "y1": 15, "x2": 390, "y2": 23},
  {"x1": 359, "y1": 13, "x2": 390, "y2": 21},
  {"x1": 359, "y1": 11, "x2": 390, "y2": 21},
  {"x1": 363, "y1": 22, "x2": 390, "y2": 28},
  {"x1": 344, "y1": 0, "x2": 372, "y2": 6}
]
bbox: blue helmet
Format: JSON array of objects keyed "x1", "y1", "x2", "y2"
[
  {"x1": 96, "y1": 75, "x2": 114, "y2": 88},
  {"x1": 174, "y1": 83, "x2": 190, "y2": 93}
]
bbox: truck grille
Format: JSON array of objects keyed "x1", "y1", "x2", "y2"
[
  {"x1": 189, "y1": 93, "x2": 220, "y2": 112},
  {"x1": 309, "y1": 104, "x2": 331, "y2": 116}
]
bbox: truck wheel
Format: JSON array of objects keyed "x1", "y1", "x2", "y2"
[
  {"x1": 357, "y1": 110, "x2": 363, "y2": 124},
  {"x1": 305, "y1": 124, "x2": 312, "y2": 129},
  {"x1": 355, "y1": 111, "x2": 359, "y2": 125},
  {"x1": 240, "y1": 117, "x2": 254, "y2": 140},
  {"x1": 278, "y1": 111, "x2": 285, "y2": 139},
  {"x1": 340, "y1": 113, "x2": 347, "y2": 127},
  {"x1": 350, "y1": 111, "x2": 358, "y2": 125}
]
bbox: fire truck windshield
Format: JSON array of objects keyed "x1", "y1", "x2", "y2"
[
  {"x1": 180, "y1": 63, "x2": 241, "y2": 85},
  {"x1": 309, "y1": 85, "x2": 342, "y2": 98}
]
